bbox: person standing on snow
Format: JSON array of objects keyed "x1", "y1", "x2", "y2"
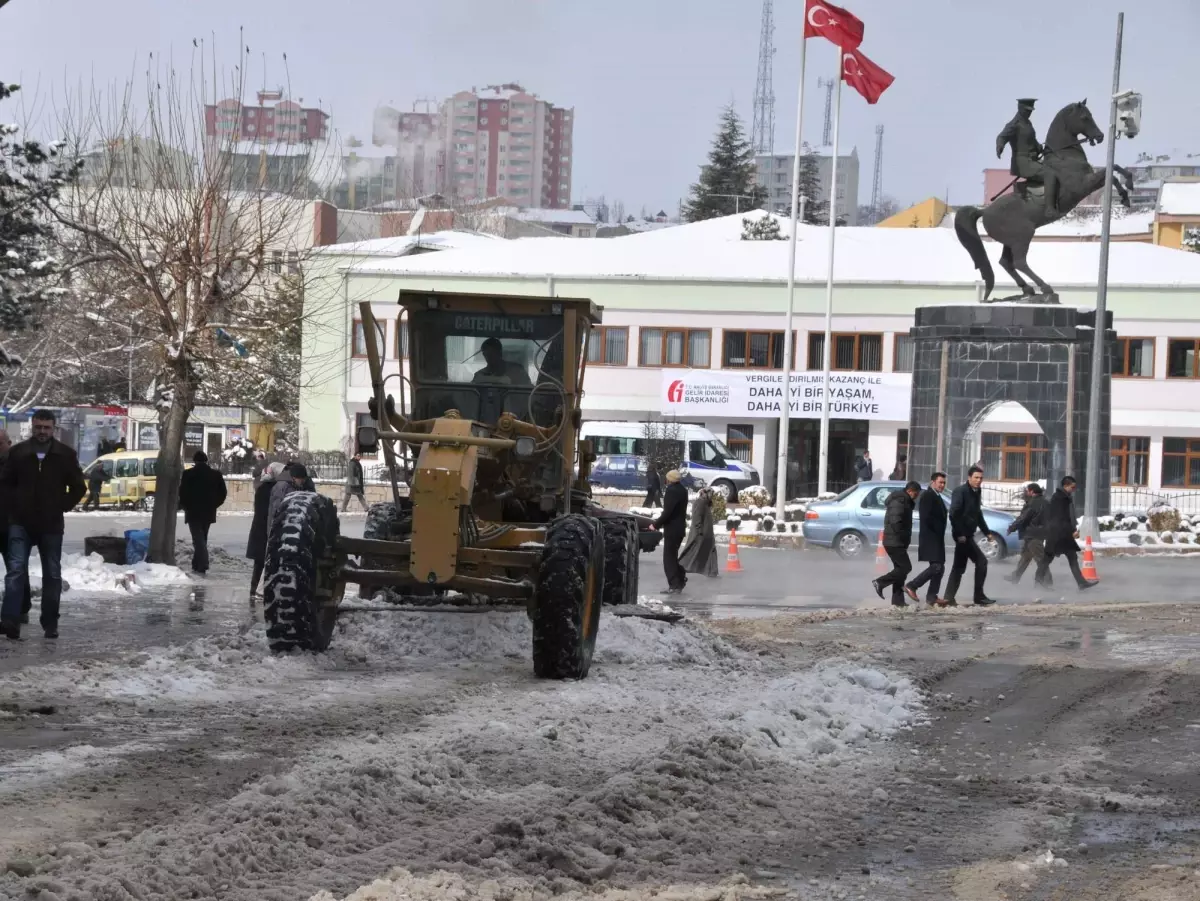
[
  {"x1": 906, "y1": 471, "x2": 949, "y2": 605},
  {"x1": 942, "y1": 466, "x2": 995, "y2": 606},
  {"x1": 178, "y1": 451, "x2": 228, "y2": 575},
  {"x1": 247, "y1": 461, "x2": 287, "y2": 598},
  {"x1": 0, "y1": 409, "x2": 87, "y2": 640},
  {"x1": 654, "y1": 470, "x2": 689, "y2": 593},
  {"x1": 342, "y1": 453, "x2": 368, "y2": 512},
  {"x1": 872, "y1": 480, "x2": 921, "y2": 607}
]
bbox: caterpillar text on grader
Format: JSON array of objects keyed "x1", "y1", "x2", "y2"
[{"x1": 263, "y1": 290, "x2": 661, "y2": 678}]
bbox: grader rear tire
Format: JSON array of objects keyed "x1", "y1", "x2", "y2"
[
  {"x1": 264, "y1": 492, "x2": 340, "y2": 653},
  {"x1": 602, "y1": 518, "x2": 638, "y2": 606},
  {"x1": 532, "y1": 514, "x2": 605, "y2": 679}
]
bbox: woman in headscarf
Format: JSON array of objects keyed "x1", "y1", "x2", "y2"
[
  {"x1": 679, "y1": 487, "x2": 720, "y2": 578},
  {"x1": 247, "y1": 461, "x2": 288, "y2": 598}
]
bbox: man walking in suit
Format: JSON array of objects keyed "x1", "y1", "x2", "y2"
[
  {"x1": 872, "y1": 480, "x2": 921, "y2": 607},
  {"x1": 942, "y1": 466, "x2": 995, "y2": 606},
  {"x1": 654, "y1": 470, "x2": 689, "y2": 593},
  {"x1": 906, "y1": 471, "x2": 949, "y2": 605}
]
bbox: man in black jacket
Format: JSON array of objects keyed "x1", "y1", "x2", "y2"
[
  {"x1": 654, "y1": 469, "x2": 689, "y2": 593},
  {"x1": 644, "y1": 463, "x2": 662, "y2": 508},
  {"x1": 943, "y1": 466, "x2": 995, "y2": 606},
  {"x1": 906, "y1": 471, "x2": 949, "y2": 605},
  {"x1": 0, "y1": 410, "x2": 87, "y2": 640},
  {"x1": 178, "y1": 451, "x2": 229, "y2": 574},
  {"x1": 872, "y1": 481, "x2": 921, "y2": 607},
  {"x1": 1005, "y1": 483, "x2": 1050, "y2": 586},
  {"x1": 1035, "y1": 476, "x2": 1097, "y2": 590}
]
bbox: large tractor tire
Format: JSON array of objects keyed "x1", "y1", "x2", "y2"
[
  {"x1": 532, "y1": 514, "x2": 605, "y2": 679},
  {"x1": 602, "y1": 518, "x2": 639, "y2": 606},
  {"x1": 264, "y1": 491, "x2": 341, "y2": 653}
]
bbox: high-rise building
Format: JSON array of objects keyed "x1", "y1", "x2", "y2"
[
  {"x1": 755, "y1": 148, "x2": 861, "y2": 225},
  {"x1": 371, "y1": 105, "x2": 444, "y2": 200},
  {"x1": 205, "y1": 89, "x2": 329, "y2": 144},
  {"x1": 440, "y1": 84, "x2": 574, "y2": 208}
]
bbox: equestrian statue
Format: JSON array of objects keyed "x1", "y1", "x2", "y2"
[{"x1": 955, "y1": 98, "x2": 1136, "y2": 303}]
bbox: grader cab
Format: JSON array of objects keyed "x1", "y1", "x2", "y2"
[{"x1": 263, "y1": 290, "x2": 655, "y2": 679}]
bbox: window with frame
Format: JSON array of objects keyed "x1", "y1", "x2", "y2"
[
  {"x1": 1167, "y1": 339, "x2": 1200, "y2": 378},
  {"x1": 1162, "y1": 437, "x2": 1200, "y2": 486},
  {"x1": 1110, "y1": 436, "x2": 1150, "y2": 486},
  {"x1": 639, "y1": 328, "x2": 711, "y2": 368},
  {"x1": 1114, "y1": 337, "x2": 1154, "y2": 378},
  {"x1": 722, "y1": 330, "x2": 789, "y2": 369},
  {"x1": 587, "y1": 326, "x2": 629, "y2": 366},
  {"x1": 893, "y1": 335, "x2": 915, "y2": 373},
  {"x1": 981, "y1": 432, "x2": 1048, "y2": 482},
  {"x1": 726, "y1": 424, "x2": 754, "y2": 463},
  {"x1": 807, "y1": 332, "x2": 883, "y2": 371},
  {"x1": 352, "y1": 319, "x2": 387, "y2": 359}
]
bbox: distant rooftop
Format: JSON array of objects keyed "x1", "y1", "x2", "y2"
[{"x1": 1159, "y1": 179, "x2": 1200, "y2": 216}]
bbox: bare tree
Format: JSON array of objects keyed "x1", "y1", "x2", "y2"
[
  {"x1": 38, "y1": 44, "x2": 340, "y2": 561},
  {"x1": 641, "y1": 418, "x2": 684, "y2": 475}
]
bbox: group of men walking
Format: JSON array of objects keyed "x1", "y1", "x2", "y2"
[{"x1": 873, "y1": 468, "x2": 1096, "y2": 608}]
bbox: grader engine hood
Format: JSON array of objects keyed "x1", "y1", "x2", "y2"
[{"x1": 410, "y1": 418, "x2": 479, "y2": 585}]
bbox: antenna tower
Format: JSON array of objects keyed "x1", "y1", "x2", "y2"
[
  {"x1": 750, "y1": 0, "x2": 776, "y2": 154},
  {"x1": 817, "y1": 76, "x2": 835, "y2": 146},
  {"x1": 869, "y1": 124, "x2": 885, "y2": 224}
]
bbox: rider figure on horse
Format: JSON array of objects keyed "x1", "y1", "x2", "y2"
[{"x1": 996, "y1": 98, "x2": 1059, "y2": 219}]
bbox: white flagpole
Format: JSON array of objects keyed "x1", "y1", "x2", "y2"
[
  {"x1": 773, "y1": 36, "x2": 808, "y2": 514},
  {"x1": 816, "y1": 51, "x2": 843, "y2": 496}
]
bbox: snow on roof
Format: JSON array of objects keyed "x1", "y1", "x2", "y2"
[
  {"x1": 345, "y1": 210, "x2": 1200, "y2": 289},
  {"x1": 1137, "y1": 152, "x2": 1200, "y2": 169},
  {"x1": 1035, "y1": 209, "x2": 1154, "y2": 237},
  {"x1": 314, "y1": 230, "x2": 503, "y2": 257},
  {"x1": 1158, "y1": 181, "x2": 1200, "y2": 216},
  {"x1": 508, "y1": 207, "x2": 597, "y2": 226}
]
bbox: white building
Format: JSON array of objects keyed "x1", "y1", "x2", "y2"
[{"x1": 299, "y1": 213, "x2": 1200, "y2": 501}]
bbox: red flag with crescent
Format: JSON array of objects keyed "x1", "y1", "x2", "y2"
[
  {"x1": 841, "y1": 48, "x2": 894, "y2": 104},
  {"x1": 803, "y1": 0, "x2": 864, "y2": 51}
]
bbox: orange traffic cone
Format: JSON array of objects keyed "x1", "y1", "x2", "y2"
[
  {"x1": 726, "y1": 529, "x2": 744, "y2": 573},
  {"x1": 1080, "y1": 536, "x2": 1099, "y2": 583},
  {"x1": 875, "y1": 531, "x2": 889, "y2": 575}
]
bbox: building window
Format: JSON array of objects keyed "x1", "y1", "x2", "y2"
[
  {"x1": 727, "y1": 424, "x2": 754, "y2": 463},
  {"x1": 587, "y1": 327, "x2": 628, "y2": 366},
  {"x1": 355, "y1": 412, "x2": 379, "y2": 457},
  {"x1": 807, "y1": 332, "x2": 883, "y2": 371},
  {"x1": 981, "y1": 433, "x2": 1048, "y2": 482},
  {"x1": 1115, "y1": 337, "x2": 1154, "y2": 378},
  {"x1": 480, "y1": 117, "x2": 488, "y2": 125},
  {"x1": 352, "y1": 319, "x2": 387, "y2": 359},
  {"x1": 1111, "y1": 436, "x2": 1150, "y2": 486},
  {"x1": 893, "y1": 335, "x2": 914, "y2": 373},
  {"x1": 723, "y1": 330, "x2": 789, "y2": 369},
  {"x1": 640, "y1": 328, "x2": 711, "y2": 368},
  {"x1": 1162, "y1": 437, "x2": 1200, "y2": 486},
  {"x1": 897, "y1": 429, "x2": 909, "y2": 464},
  {"x1": 1167, "y1": 339, "x2": 1200, "y2": 378}
]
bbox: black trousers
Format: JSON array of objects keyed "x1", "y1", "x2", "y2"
[
  {"x1": 644, "y1": 487, "x2": 662, "y2": 508},
  {"x1": 907, "y1": 561, "x2": 945, "y2": 601},
  {"x1": 943, "y1": 538, "x2": 988, "y2": 602},
  {"x1": 1038, "y1": 547, "x2": 1089, "y2": 588},
  {"x1": 662, "y1": 529, "x2": 686, "y2": 589},
  {"x1": 188, "y1": 521, "x2": 211, "y2": 573},
  {"x1": 1012, "y1": 538, "x2": 1051, "y2": 585},
  {"x1": 875, "y1": 547, "x2": 912, "y2": 600},
  {"x1": 83, "y1": 487, "x2": 104, "y2": 511}
]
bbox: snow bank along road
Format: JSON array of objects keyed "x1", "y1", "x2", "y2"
[{"x1": 4, "y1": 598, "x2": 1200, "y2": 900}]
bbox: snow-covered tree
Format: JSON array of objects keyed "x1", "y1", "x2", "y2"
[
  {"x1": 683, "y1": 105, "x2": 765, "y2": 223},
  {"x1": 795, "y1": 145, "x2": 826, "y2": 225},
  {"x1": 741, "y1": 215, "x2": 784, "y2": 241},
  {"x1": 0, "y1": 83, "x2": 79, "y2": 330},
  {"x1": 1184, "y1": 226, "x2": 1200, "y2": 254}
]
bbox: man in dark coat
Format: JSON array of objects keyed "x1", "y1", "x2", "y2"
[
  {"x1": 178, "y1": 451, "x2": 228, "y2": 574},
  {"x1": 1005, "y1": 483, "x2": 1050, "y2": 586},
  {"x1": 654, "y1": 469, "x2": 689, "y2": 593},
  {"x1": 644, "y1": 462, "x2": 662, "y2": 508},
  {"x1": 906, "y1": 471, "x2": 948, "y2": 605},
  {"x1": 342, "y1": 454, "x2": 368, "y2": 512},
  {"x1": 943, "y1": 465, "x2": 995, "y2": 606},
  {"x1": 872, "y1": 480, "x2": 921, "y2": 607},
  {"x1": 855, "y1": 451, "x2": 873, "y2": 482},
  {"x1": 1035, "y1": 476, "x2": 1097, "y2": 590},
  {"x1": 0, "y1": 409, "x2": 87, "y2": 640},
  {"x1": 679, "y1": 488, "x2": 719, "y2": 578},
  {"x1": 83, "y1": 462, "x2": 111, "y2": 511},
  {"x1": 287, "y1": 461, "x2": 316, "y2": 492}
]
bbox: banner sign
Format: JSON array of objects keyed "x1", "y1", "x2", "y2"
[{"x1": 661, "y1": 370, "x2": 910, "y2": 420}]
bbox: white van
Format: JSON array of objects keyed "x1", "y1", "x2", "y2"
[{"x1": 580, "y1": 420, "x2": 760, "y2": 501}]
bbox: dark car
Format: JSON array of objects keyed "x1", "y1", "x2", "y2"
[{"x1": 588, "y1": 454, "x2": 704, "y2": 492}]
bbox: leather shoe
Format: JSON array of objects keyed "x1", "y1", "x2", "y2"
[
  {"x1": 973, "y1": 596, "x2": 997, "y2": 606},
  {"x1": 871, "y1": 579, "x2": 884, "y2": 600},
  {"x1": 0, "y1": 619, "x2": 20, "y2": 640},
  {"x1": 904, "y1": 586, "x2": 920, "y2": 603},
  {"x1": 43, "y1": 628, "x2": 58, "y2": 639}
]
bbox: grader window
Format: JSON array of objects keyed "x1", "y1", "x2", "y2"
[{"x1": 411, "y1": 311, "x2": 564, "y2": 386}]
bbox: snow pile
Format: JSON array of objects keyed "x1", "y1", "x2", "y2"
[{"x1": 0, "y1": 552, "x2": 189, "y2": 594}]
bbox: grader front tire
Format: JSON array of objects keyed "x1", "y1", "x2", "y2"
[
  {"x1": 532, "y1": 514, "x2": 605, "y2": 679},
  {"x1": 264, "y1": 492, "x2": 340, "y2": 653}
]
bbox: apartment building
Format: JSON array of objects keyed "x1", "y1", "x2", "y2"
[{"x1": 755, "y1": 148, "x2": 861, "y2": 225}]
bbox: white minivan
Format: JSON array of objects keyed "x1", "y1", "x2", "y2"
[{"x1": 579, "y1": 420, "x2": 760, "y2": 501}]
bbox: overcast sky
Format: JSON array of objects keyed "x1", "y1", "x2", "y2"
[{"x1": 2, "y1": 0, "x2": 1197, "y2": 215}]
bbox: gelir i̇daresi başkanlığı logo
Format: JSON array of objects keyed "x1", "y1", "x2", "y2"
[{"x1": 667, "y1": 379, "x2": 685, "y2": 403}]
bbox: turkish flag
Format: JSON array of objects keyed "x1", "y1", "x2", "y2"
[
  {"x1": 803, "y1": 0, "x2": 864, "y2": 51},
  {"x1": 841, "y1": 48, "x2": 894, "y2": 104}
]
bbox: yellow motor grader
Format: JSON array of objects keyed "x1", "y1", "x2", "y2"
[{"x1": 263, "y1": 290, "x2": 660, "y2": 678}]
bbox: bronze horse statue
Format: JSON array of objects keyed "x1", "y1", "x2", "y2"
[{"x1": 956, "y1": 100, "x2": 1135, "y2": 302}]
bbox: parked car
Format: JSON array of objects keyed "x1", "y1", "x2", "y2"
[
  {"x1": 801, "y1": 480, "x2": 1021, "y2": 560},
  {"x1": 588, "y1": 454, "x2": 704, "y2": 492}
]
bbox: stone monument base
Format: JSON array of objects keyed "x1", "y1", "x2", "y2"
[{"x1": 906, "y1": 304, "x2": 1115, "y2": 513}]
